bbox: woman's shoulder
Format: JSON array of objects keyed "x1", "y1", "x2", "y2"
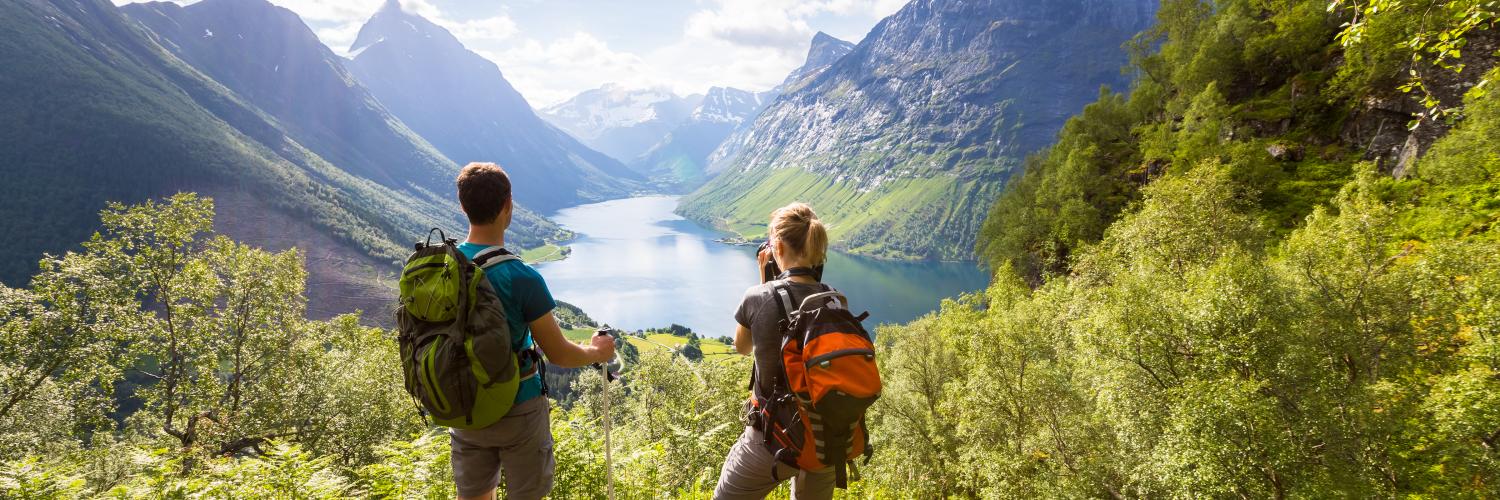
[{"x1": 740, "y1": 282, "x2": 774, "y2": 303}]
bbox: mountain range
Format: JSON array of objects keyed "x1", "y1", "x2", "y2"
[
  {"x1": 541, "y1": 85, "x2": 703, "y2": 164},
  {"x1": 631, "y1": 86, "x2": 773, "y2": 190},
  {"x1": 678, "y1": 0, "x2": 1159, "y2": 261},
  {"x1": 345, "y1": 0, "x2": 642, "y2": 212}
]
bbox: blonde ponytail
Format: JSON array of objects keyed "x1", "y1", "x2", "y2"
[
  {"x1": 769, "y1": 202, "x2": 828, "y2": 266},
  {"x1": 804, "y1": 218, "x2": 827, "y2": 265}
]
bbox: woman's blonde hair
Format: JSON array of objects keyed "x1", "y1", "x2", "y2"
[{"x1": 769, "y1": 202, "x2": 828, "y2": 266}]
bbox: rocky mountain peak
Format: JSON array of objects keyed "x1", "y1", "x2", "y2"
[
  {"x1": 691, "y1": 87, "x2": 761, "y2": 124},
  {"x1": 350, "y1": 0, "x2": 458, "y2": 54},
  {"x1": 781, "y1": 32, "x2": 854, "y2": 90}
]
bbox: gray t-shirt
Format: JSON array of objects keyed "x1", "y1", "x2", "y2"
[{"x1": 735, "y1": 279, "x2": 830, "y2": 400}]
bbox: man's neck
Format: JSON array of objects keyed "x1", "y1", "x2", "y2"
[{"x1": 466, "y1": 225, "x2": 506, "y2": 247}]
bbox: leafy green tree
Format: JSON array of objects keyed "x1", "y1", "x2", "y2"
[{"x1": 681, "y1": 337, "x2": 705, "y2": 362}]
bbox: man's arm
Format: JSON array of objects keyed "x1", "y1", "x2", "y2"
[
  {"x1": 733, "y1": 324, "x2": 752, "y2": 356},
  {"x1": 530, "y1": 312, "x2": 613, "y2": 368}
]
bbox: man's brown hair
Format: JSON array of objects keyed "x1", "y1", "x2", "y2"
[{"x1": 456, "y1": 162, "x2": 512, "y2": 225}]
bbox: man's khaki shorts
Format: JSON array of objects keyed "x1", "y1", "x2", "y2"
[{"x1": 450, "y1": 397, "x2": 555, "y2": 499}]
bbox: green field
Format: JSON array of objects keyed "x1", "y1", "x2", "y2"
[
  {"x1": 627, "y1": 334, "x2": 735, "y2": 357},
  {"x1": 562, "y1": 327, "x2": 596, "y2": 342},
  {"x1": 520, "y1": 243, "x2": 569, "y2": 263},
  {"x1": 560, "y1": 330, "x2": 735, "y2": 358}
]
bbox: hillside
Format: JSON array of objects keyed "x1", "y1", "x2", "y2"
[
  {"x1": 979, "y1": 0, "x2": 1499, "y2": 281},
  {"x1": 632, "y1": 32, "x2": 858, "y2": 192},
  {"x1": 344, "y1": 0, "x2": 643, "y2": 213},
  {"x1": 0, "y1": 0, "x2": 567, "y2": 316},
  {"x1": 122, "y1": 0, "x2": 452, "y2": 193},
  {"x1": 865, "y1": 0, "x2": 1500, "y2": 496},
  {"x1": 679, "y1": 0, "x2": 1158, "y2": 261}
]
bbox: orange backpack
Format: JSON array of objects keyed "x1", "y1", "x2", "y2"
[{"x1": 751, "y1": 281, "x2": 881, "y2": 488}]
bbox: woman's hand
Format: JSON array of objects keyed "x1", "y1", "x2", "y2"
[{"x1": 756, "y1": 243, "x2": 772, "y2": 283}]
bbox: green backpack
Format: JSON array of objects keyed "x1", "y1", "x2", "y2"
[{"x1": 396, "y1": 229, "x2": 521, "y2": 429}]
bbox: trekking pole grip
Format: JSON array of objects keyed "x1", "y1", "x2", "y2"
[{"x1": 591, "y1": 327, "x2": 620, "y2": 382}]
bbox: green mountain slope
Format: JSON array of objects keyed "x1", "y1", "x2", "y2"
[
  {"x1": 679, "y1": 0, "x2": 1157, "y2": 261},
  {"x1": 978, "y1": 0, "x2": 1500, "y2": 281},
  {"x1": 865, "y1": 1, "x2": 1500, "y2": 496},
  {"x1": 0, "y1": 0, "x2": 562, "y2": 315},
  {"x1": 121, "y1": 0, "x2": 453, "y2": 192}
]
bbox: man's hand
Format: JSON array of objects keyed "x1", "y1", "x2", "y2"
[
  {"x1": 532, "y1": 312, "x2": 614, "y2": 369},
  {"x1": 590, "y1": 332, "x2": 616, "y2": 364}
]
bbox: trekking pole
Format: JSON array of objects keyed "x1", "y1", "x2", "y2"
[{"x1": 591, "y1": 327, "x2": 620, "y2": 500}]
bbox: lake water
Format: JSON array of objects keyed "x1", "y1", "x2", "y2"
[{"x1": 534, "y1": 196, "x2": 990, "y2": 337}]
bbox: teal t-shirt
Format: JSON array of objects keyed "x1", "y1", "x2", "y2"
[{"x1": 457, "y1": 242, "x2": 554, "y2": 405}]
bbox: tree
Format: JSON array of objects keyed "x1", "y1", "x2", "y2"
[{"x1": 681, "y1": 337, "x2": 704, "y2": 362}]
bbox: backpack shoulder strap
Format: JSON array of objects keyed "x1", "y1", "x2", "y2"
[
  {"x1": 772, "y1": 284, "x2": 797, "y2": 330},
  {"x1": 473, "y1": 247, "x2": 521, "y2": 269}
]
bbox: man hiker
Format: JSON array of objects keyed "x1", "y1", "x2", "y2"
[{"x1": 451, "y1": 162, "x2": 615, "y2": 500}]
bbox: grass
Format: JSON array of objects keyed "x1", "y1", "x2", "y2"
[
  {"x1": 521, "y1": 244, "x2": 569, "y2": 263},
  {"x1": 560, "y1": 329, "x2": 736, "y2": 359},
  {"x1": 562, "y1": 328, "x2": 596, "y2": 342},
  {"x1": 628, "y1": 334, "x2": 736, "y2": 357}
]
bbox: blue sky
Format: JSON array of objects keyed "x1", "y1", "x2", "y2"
[{"x1": 117, "y1": 0, "x2": 906, "y2": 107}]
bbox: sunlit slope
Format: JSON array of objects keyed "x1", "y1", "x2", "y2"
[
  {"x1": 681, "y1": 166, "x2": 1005, "y2": 260},
  {"x1": 679, "y1": 0, "x2": 1156, "y2": 260}
]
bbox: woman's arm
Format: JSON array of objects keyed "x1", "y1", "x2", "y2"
[
  {"x1": 530, "y1": 312, "x2": 614, "y2": 368},
  {"x1": 733, "y1": 323, "x2": 753, "y2": 356}
]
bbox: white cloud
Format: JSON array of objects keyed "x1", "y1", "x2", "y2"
[
  {"x1": 444, "y1": 15, "x2": 518, "y2": 43},
  {"x1": 685, "y1": 0, "x2": 814, "y2": 51},
  {"x1": 111, "y1": 0, "x2": 899, "y2": 108},
  {"x1": 484, "y1": 32, "x2": 660, "y2": 107}
]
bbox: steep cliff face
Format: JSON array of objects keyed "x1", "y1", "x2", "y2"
[
  {"x1": 345, "y1": 1, "x2": 641, "y2": 212},
  {"x1": 778, "y1": 31, "x2": 857, "y2": 94},
  {"x1": 680, "y1": 0, "x2": 1157, "y2": 260}
]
